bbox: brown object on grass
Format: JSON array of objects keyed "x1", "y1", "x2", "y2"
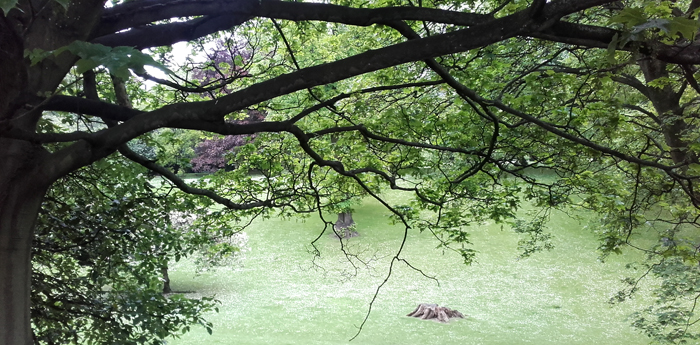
[{"x1": 407, "y1": 303, "x2": 465, "y2": 323}]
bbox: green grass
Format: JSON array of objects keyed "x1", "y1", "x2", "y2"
[{"x1": 167, "y1": 194, "x2": 653, "y2": 344}]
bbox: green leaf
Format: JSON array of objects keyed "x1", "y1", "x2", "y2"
[
  {"x1": 666, "y1": 17, "x2": 700, "y2": 40},
  {"x1": 55, "y1": 41, "x2": 173, "y2": 77},
  {"x1": 110, "y1": 66, "x2": 132, "y2": 81},
  {"x1": 630, "y1": 19, "x2": 671, "y2": 35},
  {"x1": 610, "y1": 8, "x2": 648, "y2": 27},
  {"x1": 689, "y1": 142, "x2": 700, "y2": 153},
  {"x1": 607, "y1": 33, "x2": 620, "y2": 64},
  {"x1": 74, "y1": 59, "x2": 99, "y2": 75},
  {"x1": 688, "y1": 163, "x2": 700, "y2": 175},
  {"x1": 0, "y1": 0, "x2": 18, "y2": 15},
  {"x1": 24, "y1": 48, "x2": 52, "y2": 66}
]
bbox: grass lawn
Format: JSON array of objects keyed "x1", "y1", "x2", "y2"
[{"x1": 167, "y1": 193, "x2": 653, "y2": 344}]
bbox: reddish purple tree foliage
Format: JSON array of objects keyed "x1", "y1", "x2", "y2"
[
  {"x1": 191, "y1": 39, "x2": 252, "y2": 95},
  {"x1": 189, "y1": 38, "x2": 263, "y2": 173},
  {"x1": 190, "y1": 110, "x2": 265, "y2": 172}
]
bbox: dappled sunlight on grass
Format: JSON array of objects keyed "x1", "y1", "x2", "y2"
[{"x1": 168, "y1": 194, "x2": 652, "y2": 344}]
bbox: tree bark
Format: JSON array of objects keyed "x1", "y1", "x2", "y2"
[
  {"x1": 161, "y1": 265, "x2": 172, "y2": 294},
  {"x1": 0, "y1": 2, "x2": 104, "y2": 342},
  {"x1": 638, "y1": 58, "x2": 698, "y2": 167},
  {"x1": 334, "y1": 211, "x2": 358, "y2": 238},
  {"x1": 0, "y1": 143, "x2": 50, "y2": 345},
  {"x1": 0, "y1": 195, "x2": 41, "y2": 345}
]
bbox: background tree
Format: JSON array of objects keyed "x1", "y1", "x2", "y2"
[
  {"x1": 5, "y1": 0, "x2": 700, "y2": 344},
  {"x1": 191, "y1": 110, "x2": 266, "y2": 172}
]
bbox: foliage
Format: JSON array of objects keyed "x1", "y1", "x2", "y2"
[
  {"x1": 6, "y1": 0, "x2": 700, "y2": 343},
  {"x1": 152, "y1": 129, "x2": 201, "y2": 174},
  {"x1": 32, "y1": 156, "x2": 222, "y2": 344},
  {"x1": 629, "y1": 258, "x2": 700, "y2": 344},
  {"x1": 188, "y1": 38, "x2": 251, "y2": 96},
  {"x1": 191, "y1": 110, "x2": 266, "y2": 172},
  {"x1": 169, "y1": 211, "x2": 250, "y2": 272},
  {"x1": 27, "y1": 41, "x2": 171, "y2": 80}
]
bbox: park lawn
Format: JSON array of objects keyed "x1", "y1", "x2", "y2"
[{"x1": 167, "y1": 193, "x2": 653, "y2": 345}]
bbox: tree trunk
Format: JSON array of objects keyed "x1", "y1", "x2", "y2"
[
  {"x1": 638, "y1": 58, "x2": 698, "y2": 167},
  {"x1": 161, "y1": 265, "x2": 172, "y2": 294},
  {"x1": 0, "y1": 198, "x2": 39, "y2": 345},
  {"x1": 0, "y1": 13, "x2": 43, "y2": 343},
  {"x1": 334, "y1": 212, "x2": 358, "y2": 238},
  {"x1": 0, "y1": 148, "x2": 50, "y2": 345},
  {"x1": 1, "y1": 6, "x2": 108, "y2": 341},
  {"x1": 637, "y1": 58, "x2": 700, "y2": 205}
]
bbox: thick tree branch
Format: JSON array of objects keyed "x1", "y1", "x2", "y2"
[
  {"x1": 45, "y1": 0, "x2": 613, "y2": 182},
  {"x1": 535, "y1": 22, "x2": 700, "y2": 65},
  {"x1": 533, "y1": 21, "x2": 616, "y2": 49},
  {"x1": 98, "y1": 0, "x2": 259, "y2": 36},
  {"x1": 0, "y1": 126, "x2": 95, "y2": 143},
  {"x1": 100, "y1": 0, "x2": 611, "y2": 35},
  {"x1": 94, "y1": 1, "x2": 492, "y2": 48},
  {"x1": 95, "y1": 0, "x2": 700, "y2": 65},
  {"x1": 99, "y1": 0, "x2": 490, "y2": 37},
  {"x1": 41, "y1": 95, "x2": 143, "y2": 121},
  {"x1": 256, "y1": 0, "x2": 492, "y2": 27},
  {"x1": 94, "y1": 0, "x2": 621, "y2": 53},
  {"x1": 93, "y1": 15, "x2": 252, "y2": 49}
]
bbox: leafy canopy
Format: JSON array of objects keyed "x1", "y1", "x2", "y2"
[{"x1": 6, "y1": 0, "x2": 700, "y2": 343}]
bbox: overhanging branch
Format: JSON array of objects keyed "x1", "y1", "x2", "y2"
[
  {"x1": 99, "y1": 0, "x2": 490, "y2": 37},
  {"x1": 46, "y1": 0, "x2": 614, "y2": 182},
  {"x1": 93, "y1": 15, "x2": 252, "y2": 49},
  {"x1": 118, "y1": 144, "x2": 275, "y2": 210},
  {"x1": 41, "y1": 95, "x2": 143, "y2": 121}
]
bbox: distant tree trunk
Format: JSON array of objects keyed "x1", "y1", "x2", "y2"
[
  {"x1": 334, "y1": 211, "x2": 358, "y2": 238},
  {"x1": 161, "y1": 265, "x2": 172, "y2": 294},
  {"x1": 329, "y1": 131, "x2": 359, "y2": 239}
]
